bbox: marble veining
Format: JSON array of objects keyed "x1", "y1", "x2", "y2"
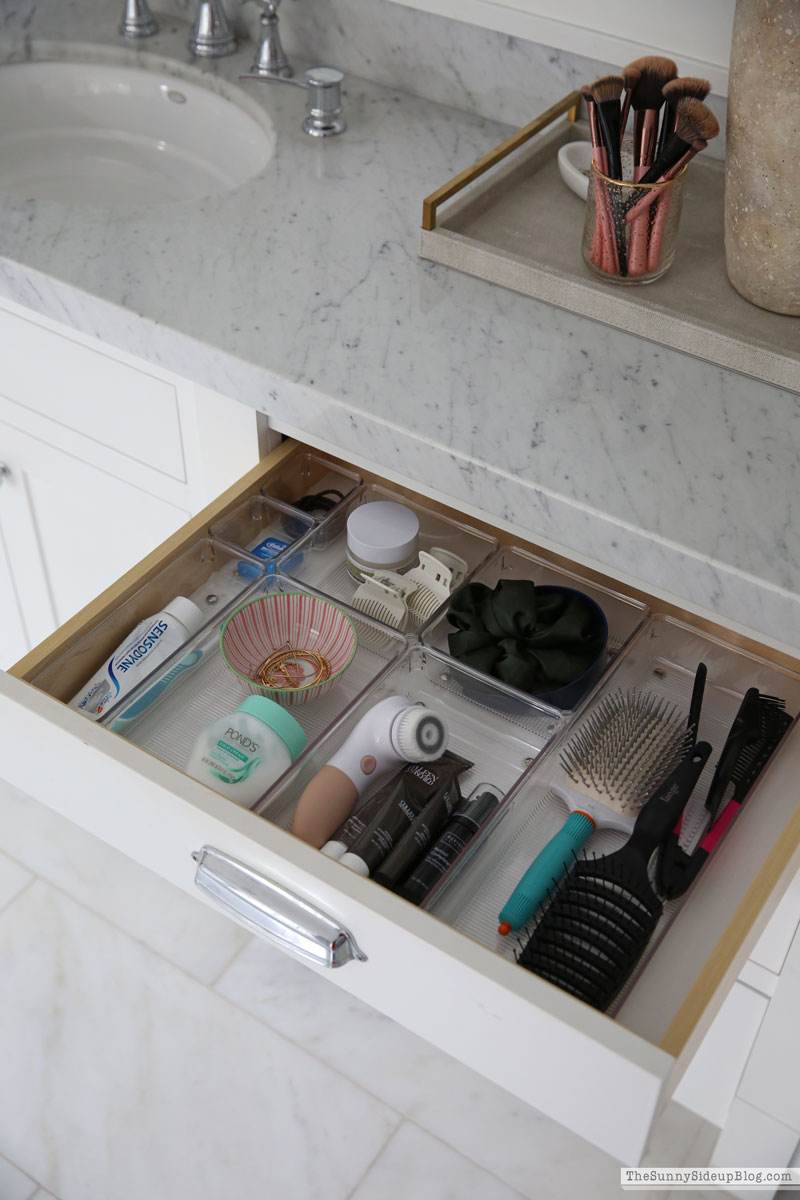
[
  {"x1": 0, "y1": 1, "x2": 795, "y2": 648},
  {"x1": 0, "y1": 880, "x2": 400, "y2": 1200}
]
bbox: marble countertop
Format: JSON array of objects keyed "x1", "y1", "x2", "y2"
[{"x1": 1, "y1": 0, "x2": 798, "y2": 649}]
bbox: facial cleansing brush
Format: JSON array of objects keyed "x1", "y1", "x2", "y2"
[{"x1": 290, "y1": 695, "x2": 448, "y2": 849}]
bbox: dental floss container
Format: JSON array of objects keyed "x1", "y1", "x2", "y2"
[
  {"x1": 345, "y1": 501, "x2": 419, "y2": 581},
  {"x1": 69, "y1": 595, "x2": 204, "y2": 720},
  {"x1": 187, "y1": 696, "x2": 307, "y2": 806}
]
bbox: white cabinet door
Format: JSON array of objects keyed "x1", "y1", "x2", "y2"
[{"x1": 0, "y1": 421, "x2": 189, "y2": 666}]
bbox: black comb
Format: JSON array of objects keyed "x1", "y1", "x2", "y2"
[
  {"x1": 659, "y1": 693, "x2": 792, "y2": 900},
  {"x1": 517, "y1": 743, "x2": 711, "y2": 1010}
]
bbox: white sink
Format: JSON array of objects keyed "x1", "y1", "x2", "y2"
[{"x1": 0, "y1": 60, "x2": 276, "y2": 209}]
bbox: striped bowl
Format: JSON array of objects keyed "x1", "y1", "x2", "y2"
[{"x1": 220, "y1": 592, "x2": 358, "y2": 707}]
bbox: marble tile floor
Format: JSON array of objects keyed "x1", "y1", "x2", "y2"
[{"x1": 0, "y1": 783, "x2": 718, "y2": 1200}]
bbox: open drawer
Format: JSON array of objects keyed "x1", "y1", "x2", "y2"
[{"x1": 3, "y1": 437, "x2": 800, "y2": 1165}]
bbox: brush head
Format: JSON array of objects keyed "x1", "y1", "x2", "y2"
[
  {"x1": 662, "y1": 76, "x2": 711, "y2": 104},
  {"x1": 622, "y1": 65, "x2": 641, "y2": 90},
  {"x1": 559, "y1": 690, "x2": 692, "y2": 815},
  {"x1": 674, "y1": 97, "x2": 720, "y2": 145},
  {"x1": 590, "y1": 74, "x2": 624, "y2": 105},
  {"x1": 392, "y1": 705, "x2": 448, "y2": 761},
  {"x1": 629, "y1": 55, "x2": 678, "y2": 109}
]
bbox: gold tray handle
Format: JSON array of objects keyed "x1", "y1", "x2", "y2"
[{"x1": 421, "y1": 90, "x2": 581, "y2": 232}]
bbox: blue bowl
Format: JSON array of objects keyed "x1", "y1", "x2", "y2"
[{"x1": 449, "y1": 584, "x2": 609, "y2": 714}]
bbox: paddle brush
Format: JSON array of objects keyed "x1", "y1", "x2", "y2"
[
  {"x1": 590, "y1": 74, "x2": 624, "y2": 181},
  {"x1": 497, "y1": 689, "x2": 693, "y2": 936},
  {"x1": 517, "y1": 741, "x2": 711, "y2": 1011}
]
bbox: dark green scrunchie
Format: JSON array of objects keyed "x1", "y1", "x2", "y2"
[{"x1": 446, "y1": 579, "x2": 606, "y2": 696}]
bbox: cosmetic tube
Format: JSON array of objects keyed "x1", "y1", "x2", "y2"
[
  {"x1": 321, "y1": 786, "x2": 396, "y2": 859},
  {"x1": 372, "y1": 776, "x2": 463, "y2": 890},
  {"x1": 398, "y1": 788, "x2": 501, "y2": 906},
  {"x1": 339, "y1": 751, "x2": 472, "y2": 877}
]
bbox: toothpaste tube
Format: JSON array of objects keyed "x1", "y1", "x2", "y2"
[{"x1": 69, "y1": 596, "x2": 204, "y2": 721}]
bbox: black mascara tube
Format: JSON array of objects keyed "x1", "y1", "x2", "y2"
[{"x1": 397, "y1": 789, "x2": 500, "y2": 906}]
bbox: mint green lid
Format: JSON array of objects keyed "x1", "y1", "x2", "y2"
[{"x1": 236, "y1": 696, "x2": 307, "y2": 761}]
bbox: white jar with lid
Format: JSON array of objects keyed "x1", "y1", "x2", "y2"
[
  {"x1": 345, "y1": 500, "x2": 420, "y2": 581},
  {"x1": 186, "y1": 696, "x2": 307, "y2": 806}
]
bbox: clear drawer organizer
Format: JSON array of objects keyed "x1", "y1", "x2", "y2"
[
  {"x1": 255, "y1": 643, "x2": 564, "y2": 825},
  {"x1": 427, "y1": 615, "x2": 800, "y2": 1029},
  {"x1": 30, "y1": 537, "x2": 276, "y2": 719},
  {"x1": 275, "y1": 483, "x2": 499, "y2": 632},
  {"x1": 420, "y1": 544, "x2": 650, "y2": 709},
  {"x1": 210, "y1": 451, "x2": 362, "y2": 549},
  {"x1": 37, "y1": 468, "x2": 800, "y2": 1031},
  {"x1": 107, "y1": 576, "x2": 412, "y2": 774}
]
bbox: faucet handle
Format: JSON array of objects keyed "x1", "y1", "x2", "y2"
[
  {"x1": 249, "y1": 0, "x2": 293, "y2": 78},
  {"x1": 119, "y1": 0, "x2": 158, "y2": 38},
  {"x1": 239, "y1": 66, "x2": 346, "y2": 137},
  {"x1": 188, "y1": 0, "x2": 237, "y2": 57}
]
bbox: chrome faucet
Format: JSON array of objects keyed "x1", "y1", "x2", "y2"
[
  {"x1": 247, "y1": 0, "x2": 293, "y2": 78},
  {"x1": 188, "y1": 0, "x2": 237, "y2": 57},
  {"x1": 119, "y1": 0, "x2": 158, "y2": 38}
]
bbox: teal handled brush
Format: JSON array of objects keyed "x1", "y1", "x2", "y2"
[{"x1": 498, "y1": 689, "x2": 692, "y2": 936}]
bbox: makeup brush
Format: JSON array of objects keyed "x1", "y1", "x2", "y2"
[
  {"x1": 630, "y1": 56, "x2": 678, "y2": 178},
  {"x1": 644, "y1": 100, "x2": 718, "y2": 273},
  {"x1": 581, "y1": 84, "x2": 619, "y2": 274},
  {"x1": 619, "y1": 64, "x2": 641, "y2": 147},
  {"x1": 590, "y1": 74, "x2": 624, "y2": 181},
  {"x1": 657, "y1": 77, "x2": 711, "y2": 160},
  {"x1": 624, "y1": 137, "x2": 709, "y2": 226},
  {"x1": 625, "y1": 57, "x2": 678, "y2": 277},
  {"x1": 638, "y1": 97, "x2": 719, "y2": 184}
]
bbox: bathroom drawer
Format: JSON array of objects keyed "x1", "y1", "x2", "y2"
[{"x1": 3, "y1": 437, "x2": 800, "y2": 1165}]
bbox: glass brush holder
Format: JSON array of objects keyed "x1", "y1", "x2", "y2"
[{"x1": 582, "y1": 165, "x2": 686, "y2": 285}]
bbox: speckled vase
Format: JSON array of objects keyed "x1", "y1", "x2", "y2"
[{"x1": 724, "y1": 0, "x2": 800, "y2": 315}]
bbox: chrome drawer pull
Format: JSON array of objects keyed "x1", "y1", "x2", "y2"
[{"x1": 191, "y1": 845, "x2": 367, "y2": 968}]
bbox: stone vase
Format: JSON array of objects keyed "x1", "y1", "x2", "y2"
[{"x1": 724, "y1": 0, "x2": 800, "y2": 315}]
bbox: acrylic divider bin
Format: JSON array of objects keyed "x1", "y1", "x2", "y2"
[
  {"x1": 256, "y1": 644, "x2": 565, "y2": 849},
  {"x1": 30, "y1": 538, "x2": 272, "y2": 719},
  {"x1": 426, "y1": 615, "x2": 800, "y2": 1021},
  {"x1": 256, "y1": 450, "x2": 362, "y2": 524},
  {"x1": 209, "y1": 493, "x2": 316, "y2": 569},
  {"x1": 419, "y1": 544, "x2": 650, "y2": 709},
  {"x1": 108, "y1": 577, "x2": 410, "y2": 792},
  {"x1": 277, "y1": 484, "x2": 499, "y2": 632}
]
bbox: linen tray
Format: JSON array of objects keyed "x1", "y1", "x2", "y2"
[{"x1": 419, "y1": 92, "x2": 799, "y2": 393}]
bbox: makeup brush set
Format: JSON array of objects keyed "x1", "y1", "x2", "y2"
[{"x1": 581, "y1": 57, "x2": 720, "y2": 280}]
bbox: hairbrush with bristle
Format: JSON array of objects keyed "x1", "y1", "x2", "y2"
[
  {"x1": 516, "y1": 742, "x2": 711, "y2": 1011},
  {"x1": 590, "y1": 74, "x2": 624, "y2": 181},
  {"x1": 497, "y1": 688, "x2": 694, "y2": 936}
]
